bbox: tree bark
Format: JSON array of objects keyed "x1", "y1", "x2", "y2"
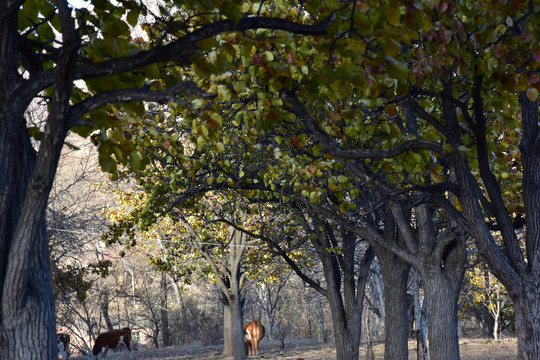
[
  {"x1": 375, "y1": 244, "x2": 410, "y2": 360},
  {"x1": 363, "y1": 309, "x2": 375, "y2": 360},
  {"x1": 161, "y1": 272, "x2": 171, "y2": 347},
  {"x1": 321, "y1": 232, "x2": 373, "y2": 360},
  {"x1": 512, "y1": 274, "x2": 540, "y2": 360},
  {"x1": 416, "y1": 206, "x2": 466, "y2": 360},
  {"x1": 220, "y1": 227, "x2": 246, "y2": 360},
  {"x1": 421, "y1": 267, "x2": 463, "y2": 360},
  {"x1": 318, "y1": 293, "x2": 328, "y2": 343},
  {"x1": 0, "y1": 2, "x2": 72, "y2": 358},
  {"x1": 99, "y1": 289, "x2": 114, "y2": 330}
]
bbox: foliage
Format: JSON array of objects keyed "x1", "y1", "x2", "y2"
[{"x1": 461, "y1": 263, "x2": 515, "y2": 333}]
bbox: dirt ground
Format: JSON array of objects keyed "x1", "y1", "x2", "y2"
[{"x1": 71, "y1": 337, "x2": 518, "y2": 360}]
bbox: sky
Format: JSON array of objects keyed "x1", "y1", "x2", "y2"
[{"x1": 68, "y1": 0, "x2": 91, "y2": 9}]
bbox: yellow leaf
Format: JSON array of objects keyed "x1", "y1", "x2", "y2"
[
  {"x1": 526, "y1": 87, "x2": 539, "y2": 101},
  {"x1": 443, "y1": 143, "x2": 453, "y2": 154},
  {"x1": 431, "y1": 172, "x2": 444, "y2": 183}
]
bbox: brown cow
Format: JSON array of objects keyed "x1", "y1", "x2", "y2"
[
  {"x1": 88, "y1": 327, "x2": 132, "y2": 359},
  {"x1": 244, "y1": 319, "x2": 265, "y2": 356},
  {"x1": 57, "y1": 333, "x2": 70, "y2": 359}
]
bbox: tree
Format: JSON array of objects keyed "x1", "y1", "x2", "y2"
[
  {"x1": 105, "y1": 185, "x2": 251, "y2": 358},
  {"x1": 0, "y1": 0, "x2": 335, "y2": 357}
]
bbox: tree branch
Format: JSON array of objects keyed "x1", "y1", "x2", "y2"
[
  {"x1": 280, "y1": 88, "x2": 442, "y2": 159},
  {"x1": 21, "y1": 14, "x2": 336, "y2": 103},
  {"x1": 67, "y1": 81, "x2": 213, "y2": 128}
]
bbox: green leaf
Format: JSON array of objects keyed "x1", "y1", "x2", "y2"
[
  {"x1": 220, "y1": 2, "x2": 241, "y2": 23},
  {"x1": 197, "y1": 37, "x2": 220, "y2": 51},
  {"x1": 99, "y1": 153, "x2": 117, "y2": 173},
  {"x1": 130, "y1": 151, "x2": 143, "y2": 171},
  {"x1": 126, "y1": 10, "x2": 139, "y2": 27},
  {"x1": 386, "y1": 60, "x2": 408, "y2": 81},
  {"x1": 27, "y1": 126, "x2": 44, "y2": 141},
  {"x1": 385, "y1": 7, "x2": 400, "y2": 26}
]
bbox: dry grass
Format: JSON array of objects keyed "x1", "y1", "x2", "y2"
[{"x1": 70, "y1": 337, "x2": 518, "y2": 359}]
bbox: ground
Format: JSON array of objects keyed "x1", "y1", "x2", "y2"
[{"x1": 70, "y1": 337, "x2": 518, "y2": 359}]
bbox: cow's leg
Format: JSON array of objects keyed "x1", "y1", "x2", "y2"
[
  {"x1": 58, "y1": 341, "x2": 66, "y2": 359},
  {"x1": 118, "y1": 335, "x2": 133, "y2": 359}
]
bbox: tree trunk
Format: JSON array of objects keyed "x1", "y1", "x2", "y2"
[
  {"x1": 512, "y1": 275, "x2": 540, "y2": 359},
  {"x1": 326, "y1": 288, "x2": 362, "y2": 360},
  {"x1": 318, "y1": 292, "x2": 328, "y2": 343},
  {"x1": 442, "y1": 85, "x2": 540, "y2": 358},
  {"x1": 512, "y1": 94, "x2": 540, "y2": 359},
  {"x1": 363, "y1": 309, "x2": 375, "y2": 360},
  {"x1": 161, "y1": 272, "x2": 171, "y2": 347},
  {"x1": 322, "y1": 237, "x2": 373, "y2": 360},
  {"x1": 421, "y1": 265, "x2": 464, "y2": 360},
  {"x1": 0, "y1": 218, "x2": 57, "y2": 360},
  {"x1": 376, "y1": 247, "x2": 410, "y2": 360},
  {"x1": 413, "y1": 272, "x2": 427, "y2": 360},
  {"x1": 0, "y1": 34, "x2": 69, "y2": 358},
  {"x1": 222, "y1": 288, "x2": 245, "y2": 357},
  {"x1": 220, "y1": 227, "x2": 246, "y2": 360},
  {"x1": 222, "y1": 290, "x2": 233, "y2": 355},
  {"x1": 0, "y1": 11, "x2": 60, "y2": 351},
  {"x1": 100, "y1": 289, "x2": 114, "y2": 330}
]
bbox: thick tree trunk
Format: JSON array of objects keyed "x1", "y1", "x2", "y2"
[
  {"x1": 418, "y1": 230, "x2": 465, "y2": 360},
  {"x1": 422, "y1": 272, "x2": 461, "y2": 360},
  {"x1": 1, "y1": 2, "x2": 77, "y2": 358},
  {"x1": 0, "y1": 99, "x2": 59, "y2": 360},
  {"x1": 0, "y1": 6, "x2": 57, "y2": 356},
  {"x1": 372, "y1": 209, "x2": 411, "y2": 360},
  {"x1": 222, "y1": 291, "x2": 234, "y2": 356},
  {"x1": 0, "y1": 218, "x2": 57, "y2": 360},
  {"x1": 419, "y1": 232, "x2": 465, "y2": 360},
  {"x1": 326, "y1": 288, "x2": 362, "y2": 360},
  {"x1": 221, "y1": 281, "x2": 245, "y2": 358},
  {"x1": 512, "y1": 275, "x2": 540, "y2": 359},
  {"x1": 221, "y1": 228, "x2": 246, "y2": 360},
  {"x1": 377, "y1": 248, "x2": 410, "y2": 360}
]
